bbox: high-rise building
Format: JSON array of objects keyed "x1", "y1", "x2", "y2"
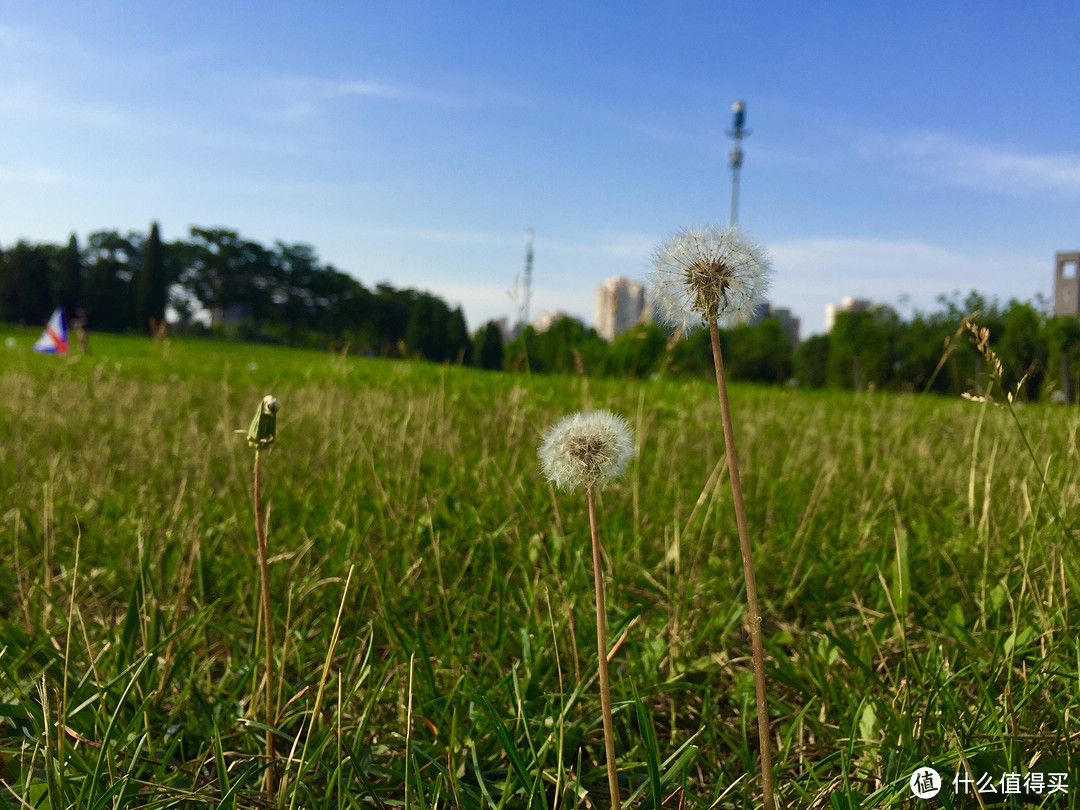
[
  {"x1": 1054, "y1": 251, "x2": 1080, "y2": 316},
  {"x1": 769, "y1": 307, "x2": 801, "y2": 348},
  {"x1": 748, "y1": 300, "x2": 800, "y2": 346},
  {"x1": 531, "y1": 310, "x2": 575, "y2": 333},
  {"x1": 594, "y1": 277, "x2": 651, "y2": 340},
  {"x1": 824, "y1": 296, "x2": 872, "y2": 332}
]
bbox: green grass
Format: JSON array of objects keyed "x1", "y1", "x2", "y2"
[{"x1": 0, "y1": 325, "x2": 1077, "y2": 808}]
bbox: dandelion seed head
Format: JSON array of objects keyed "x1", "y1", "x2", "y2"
[
  {"x1": 538, "y1": 410, "x2": 635, "y2": 491},
  {"x1": 650, "y1": 225, "x2": 772, "y2": 332}
]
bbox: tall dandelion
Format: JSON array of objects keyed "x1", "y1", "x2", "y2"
[
  {"x1": 652, "y1": 225, "x2": 778, "y2": 810},
  {"x1": 539, "y1": 410, "x2": 635, "y2": 810}
]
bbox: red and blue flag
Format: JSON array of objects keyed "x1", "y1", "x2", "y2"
[{"x1": 33, "y1": 307, "x2": 70, "y2": 355}]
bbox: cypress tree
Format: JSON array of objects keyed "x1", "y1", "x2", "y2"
[
  {"x1": 404, "y1": 296, "x2": 434, "y2": 359},
  {"x1": 477, "y1": 322, "x2": 504, "y2": 370},
  {"x1": 136, "y1": 222, "x2": 167, "y2": 333},
  {"x1": 446, "y1": 306, "x2": 470, "y2": 364},
  {"x1": 1, "y1": 241, "x2": 54, "y2": 324},
  {"x1": 56, "y1": 234, "x2": 83, "y2": 313}
]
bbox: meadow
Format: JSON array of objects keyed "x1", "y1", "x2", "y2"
[{"x1": 0, "y1": 326, "x2": 1077, "y2": 809}]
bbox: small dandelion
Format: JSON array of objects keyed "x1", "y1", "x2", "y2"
[
  {"x1": 538, "y1": 410, "x2": 635, "y2": 491},
  {"x1": 651, "y1": 224, "x2": 772, "y2": 332},
  {"x1": 538, "y1": 409, "x2": 635, "y2": 809}
]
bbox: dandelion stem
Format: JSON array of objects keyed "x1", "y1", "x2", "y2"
[
  {"x1": 587, "y1": 485, "x2": 621, "y2": 810},
  {"x1": 709, "y1": 318, "x2": 776, "y2": 810},
  {"x1": 254, "y1": 447, "x2": 277, "y2": 798}
]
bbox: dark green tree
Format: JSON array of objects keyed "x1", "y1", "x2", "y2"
[
  {"x1": 887, "y1": 313, "x2": 950, "y2": 394},
  {"x1": 606, "y1": 323, "x2": 666, "y2": 378},
  {"x1": 503, "y1": 325, "x2": 536, "y2": 373},
  {"x1": 183, "y1": 228, "x2": 272, "y2": 328},
  {"x1": 532, "y1": 317, "x2": 586, "y2": 374},
  {"x1": 827, "y1": 306, "x2": 901, "y2": 390},
  {"x1": 664, "y1": 326, "x2": 713, "y2": 378},
  {"x1": 723, "y1": 318, "x2": 793, "y2": 383},
  {"x1": 446, "y1": 307, "x2": 470, "y2": 364},
  {"x1": 998, "y1": 300, "x2": 1046, "y2": 400},
  {"x1": 136, "y1": 222, "x2": 169, "y2": 333},
  {"x1": 273, "y1": 242, "x2": 323, "y2": 343},
  {"x1": 322, "y1": 270, "x2": 374, "y2": 347},
  {"x1": 405, "y1": 294, "x2": 452, "y2": 361},
  {"x1": 793, "y1": 333, "x2": 829, "y2": 388},
  {"x1": 55, "y1": 234, "x2": 83, "y2": 314},
  {"x1": 936, "y1": 290, "x2": 1004, "y2": 394},
  {"x1": 1046, "y1": 315, "x2": 1080, "y2": 402},
  {"x1": 473, "y1": 321, "x2": 504, "y2": 370},
  {"x1": 0, "y1": 241, "x2": 54, "y2": 324},
  {"x1": 371, "y1": 284, "x2": 415, "y2": 356},
  {"x1": 84, "y1": 231, "x2": 141, "y2": 332}
]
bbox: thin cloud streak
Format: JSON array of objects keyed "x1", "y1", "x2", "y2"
[
  {"x1": 253, "y1": 74, "x2": 414, "y2": 122},
  {"x1": 0, "y1": 165, "x2": 67, "y2": 185},
  {"x1": 868, "y1": 132, "x2": 1080, "y2": 196},
  {"x1": 356, "y1": 225, "x2": 658, "y2": 262},
  {"x1": 770, "y1": 236, "x2": 1049, "y2": 335},
  {"x1": 0, "y1": 81, "x2": 132, "y2": 130},
  {"x1": 248, "y1": 70, "x2": 539, "y2": 124}
]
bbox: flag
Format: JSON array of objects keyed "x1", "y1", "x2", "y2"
[{"x1": 33, "y1": 307, "x2": 70, "y2": 355}]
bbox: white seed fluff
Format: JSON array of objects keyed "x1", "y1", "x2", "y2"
[
  {"x1": 651, "y1": 224, "x2": 772, "y2": 333},
  {"x1": 538, "y1": 410, "x2": 635, "y2": 491}
]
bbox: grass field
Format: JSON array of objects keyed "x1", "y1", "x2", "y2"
[{"x1": 0, "y1": 326, "x2": 1077, "y2": 809}]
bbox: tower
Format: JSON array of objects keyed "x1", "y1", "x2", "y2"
[
  {"x1": 523, "y1": 229, "x2": 534, "y2": 326},
  {"x1": 1054, "y1": 251, "x2": 1080, "y2": 316},
  {"x1": 727, "y1": 100, "x2": 750, "y2": 225}
]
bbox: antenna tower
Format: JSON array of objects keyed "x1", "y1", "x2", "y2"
[
  {"x1": 523, "y1": 228, "x2": 534, "y2": 326},
  {"x1": 727, "y1": 100, "x2": 750, "y2": 225}
]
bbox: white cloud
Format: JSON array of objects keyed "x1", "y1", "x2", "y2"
[
  {"x1": 871, "y1": 132, "x2": 1080, "y2": 196},
  {"x1": 248, "y1": 70, "x2": 535, "y2": 124},
  {"x1": 426, "y1": 279, "x2": 595, "y2": 332},
  {"x1": 769, "y1": 237, "x2": 1049, "y2": 335},
  {"x1": 0, "y1": 22, "x2": 76, "y2": 56},
  {"x1": 0, "y1": 165, "x2": 66, "y2": 185},
  {"x1": 0, "y1": 80, "x2": 132, "y2": 129},
  {"x1": 594, "y1": 233, "x2": 656, "y2": 261},
  {"x1": 254, "y1": 74, "x2": 413, "y2": 122},
  {"x1": 360, "y1": 225, "x2": 521, "y2": 247}
]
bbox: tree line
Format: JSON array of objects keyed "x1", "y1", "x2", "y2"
[
  {"x1": 0, "y1": 224, "x2": 472, "y2": 360},
  {"x1": 503, "y1": 291, "x2": 1080, "y2": 402},
  {"x1": 2, "y1": 225, "x2": 1075, "y2": 399}
]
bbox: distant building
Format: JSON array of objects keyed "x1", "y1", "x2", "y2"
[
  {"x1": 1054, "y1": 251, "x2": 1080, "y2": 316},
  {"x1": 594, "y1": 277, "x2": 651, "y2": 340},
  {"x1": 489, "y1": 317, "x2": 515, "y2": 343},
  {"x1": 748, "y1": 300, "x2": 800, "y2": 346},
  {"x1": 531, "y1": 310, "x2": 575, "y2": 332},
  {"x1": 824, "y1": 296, "x2": 872, "y2": 332},
  {"x1": 769, "y1": 307, "x2": 801, "y2": 347},
  {"x1": 745, "y1": 299, "x2": 771, "y2": 327}
]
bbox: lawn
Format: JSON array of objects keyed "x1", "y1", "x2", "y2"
[{"x1": 0, "y1": 326, "x2": 1077, "y2": 808}]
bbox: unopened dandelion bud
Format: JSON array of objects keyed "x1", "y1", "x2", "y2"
[{"x1": 247, "y1": 395, "x2": 280, "y2": 449}]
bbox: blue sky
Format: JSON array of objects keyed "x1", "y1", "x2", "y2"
[{"x1": 2, "y1": 2, "x2": 1079, "y2": 335}]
